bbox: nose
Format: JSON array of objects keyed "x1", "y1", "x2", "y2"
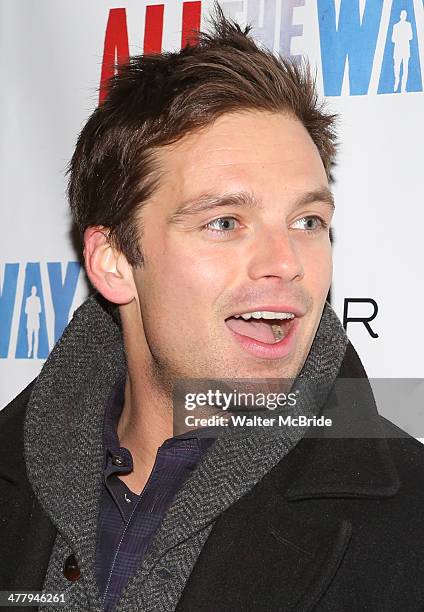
[{"x1": 246, "y1": 226, "x2": 304, "y2": 283}]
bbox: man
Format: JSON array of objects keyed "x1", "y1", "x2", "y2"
[{"x1": 1, "y1": 9, "x2": 424, "y2": 612}]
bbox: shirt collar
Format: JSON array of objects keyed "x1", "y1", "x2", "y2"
[{"x1": 102, "y1": 377, "x2": 215, "y2": 476}]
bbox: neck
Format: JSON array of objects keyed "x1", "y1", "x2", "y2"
[
  {"x1": 116, "y1": 301, "x2": 174, "y2": 494},
  {"x1": 117, "y1": 374, "x2": 173, "y2": 494}
]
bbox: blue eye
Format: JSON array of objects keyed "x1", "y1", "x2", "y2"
[
  {"x1": 205, "y1": 217, "x2": 238, "y2": 233},
  {"x1": 291, "y1": 216, "x2": 328, "y2": 231}
]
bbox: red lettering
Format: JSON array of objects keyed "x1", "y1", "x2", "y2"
[
  {"x1": 99, "y1": 8, "x2": 130, "y2": 104},
  {"x1": 181, "y1": 1, "x2": 201, "y2": 48},
  {"x1": 144, "y1": 4, "x2": 165, "y2": 54}
]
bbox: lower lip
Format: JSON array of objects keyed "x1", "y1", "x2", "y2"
[{"x1": 225, "y1": 317, "x2": 300, "y2": 361}]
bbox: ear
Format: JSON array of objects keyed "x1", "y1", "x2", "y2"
[{"x1": 83, "y1": 226, "x2": 136, "y2": 305}]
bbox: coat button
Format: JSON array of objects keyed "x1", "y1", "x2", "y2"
[
  {"x1": 111, "y1": 454, "x2": 126, "y2": 467},
  {"x1": 156, "y1": 567, "x2": 172, "y2": 580},
  {"x1": 63, "y1": 554, "x2": 80, "y2": 581}
]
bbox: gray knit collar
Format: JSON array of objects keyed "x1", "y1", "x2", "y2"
[{"x1": 24, "y1": 294, "x2": 348, "y2": 602}]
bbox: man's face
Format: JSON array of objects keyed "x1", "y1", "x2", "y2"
[{"x1": 131, "y1": 110, "x2": 334, "y2": 386}]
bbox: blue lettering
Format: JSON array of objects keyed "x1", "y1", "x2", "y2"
[
  {"x1": 318, "y1": 0, "x2": 384, "y2": 96},
  {"x1": 47, "y1": 262, "x2": 81, "y2": 342},
  {"x1": 0, "y1": 263, "x2": 19, "y2": 358}
]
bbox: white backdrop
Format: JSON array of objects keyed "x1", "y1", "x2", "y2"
[{"x1": 1, "y1": 0, "x2": 423, "y2": 408}]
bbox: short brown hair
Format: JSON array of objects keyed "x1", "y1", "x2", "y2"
[{"x1": 68, "y1": 6, "x2": 337, "y2": 267}]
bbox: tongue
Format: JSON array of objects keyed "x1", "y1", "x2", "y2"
[{"x1": 226, "y1": 318, "x2": 279, "y2": 344}]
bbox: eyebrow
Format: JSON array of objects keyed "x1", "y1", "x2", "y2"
[{"x1": 167, "y1": 187, "x2": 335, "y2": 225}]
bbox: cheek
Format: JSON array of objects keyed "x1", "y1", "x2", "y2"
[
  {"x1": 303, "y1": 242, "x2": 333, "y2": 295},
  {"x1": 144, "y1": 236, "x2": 235, "y2": 313}
]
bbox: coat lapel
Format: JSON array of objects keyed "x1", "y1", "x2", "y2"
[{"x1": 176, "y1": 460, "x2": 355, "y2": 612}]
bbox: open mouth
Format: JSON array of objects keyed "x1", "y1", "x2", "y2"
[{"x1": 225, "y1": 312, "x2": 295, "y2": 345}]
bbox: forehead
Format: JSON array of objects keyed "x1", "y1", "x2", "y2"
[{"x1": 152, "y1": 110, "x2": 327, "y2": 203}]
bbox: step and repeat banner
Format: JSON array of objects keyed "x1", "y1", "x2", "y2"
[{"x1": 1, "y1": 0, "x2": 423, "y2": 408}]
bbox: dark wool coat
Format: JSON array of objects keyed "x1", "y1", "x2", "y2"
[{"x1": 1, "y1": 343, "x2": 424, "y2": 611}]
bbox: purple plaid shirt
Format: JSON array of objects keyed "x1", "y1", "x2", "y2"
[{"x1": 95, "y1": 379, "x2": 215, "y2": 611}]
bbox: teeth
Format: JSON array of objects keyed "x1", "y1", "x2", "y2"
[{"x1": 233, "y1": 311, "x2": 295, "y2": 320}]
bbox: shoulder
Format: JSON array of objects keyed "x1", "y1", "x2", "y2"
[
  {"x1": 0, "y1": 381, "x2": 37, "y2": 470},
  {"x1": 0, "y1": 380, "x2": 36, "y2": 433},
  {"x1": 382, "y1": 417, "x2": 424, "y2": 494},
  {"x1": 0, "y1": 380, "x2": 57, "y2": 591}
]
